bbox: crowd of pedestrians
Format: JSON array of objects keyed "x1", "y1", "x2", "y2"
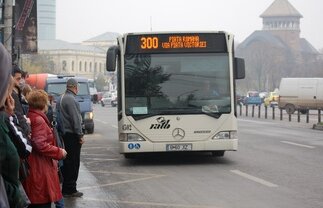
[{"x1": 0, "y1": 43, "x2": 84, "y2": 207}]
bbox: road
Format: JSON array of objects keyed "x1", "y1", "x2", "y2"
[{"x1": 64, "y1": 104, "x2": 323, "y2": 208}]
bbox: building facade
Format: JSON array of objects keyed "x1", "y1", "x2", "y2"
[
  {"x1": 37, "y1": 0, "x2": 56, "y2": 40},
  {"x1": 236, "y1": 0, "x2": 319, "y2": 92},
  {"x1": 35, "y1": 32, "x2": 119, "y2": 80}
]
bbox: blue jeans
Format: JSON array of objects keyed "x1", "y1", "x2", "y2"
[{"x1": 55, "y1": 197, "x2": 64, "y2": 208}]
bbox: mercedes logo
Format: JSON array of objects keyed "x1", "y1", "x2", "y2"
[{"x1": 172, "y1": 128, "x2": 185, "y2": 140}]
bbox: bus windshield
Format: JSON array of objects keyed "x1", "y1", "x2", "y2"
[{"x1": 124, "y1": 53, "x2": 231, "y2": 119}]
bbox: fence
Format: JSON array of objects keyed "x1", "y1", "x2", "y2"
[{"x1": 237, "y1": 104, "x2": 322, "y2": 124}]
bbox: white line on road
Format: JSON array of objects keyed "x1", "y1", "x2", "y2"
[
  {"x1": 231, "y1": 170, "x2": 278, "y2": 188},
  {"x1": 111, "y1": 125, "x2": 118, "y2": 128},
  {"x1": 82, "y1": 197, "x2": 220, "y2": 208},
  {"x1": 79, "y1": 174, "x2": 166, "y2": 190},
  {"x1": 87, "y1": 170, "x2": 165, "y2": 176},
  {"x1": 280, "y1": 141, "x2": 315, "y2": 149},
  {"x1": 94, "y1": 119, "x2": 108, "y2": 124},
  {"x1": 84, "y1": 158, "x2": 120, "y2": 162}
]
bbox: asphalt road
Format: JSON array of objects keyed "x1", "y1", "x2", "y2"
[{"x1": 64, "y1": 104, "x2": 323, "y2": 208}]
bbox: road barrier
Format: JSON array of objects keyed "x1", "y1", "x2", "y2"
[{"x1": 237, "y1": 104, "x2": 322, "y2": 125}]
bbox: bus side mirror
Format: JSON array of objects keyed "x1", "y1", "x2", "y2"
[
  {"x1": 234, "y1": 57, "x2": 245, "y2": 79},
  {"x1": 106, "y1": 46, "x2": 119, "y2": 72}
]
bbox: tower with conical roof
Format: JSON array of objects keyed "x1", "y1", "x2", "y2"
[{"x1": 260, "y1": 0, "x2": 303, "y2": 52}]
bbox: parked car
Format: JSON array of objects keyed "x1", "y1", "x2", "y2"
[
  {"x1": 264, "y1": 91, "x2": 279, "y2": 107},
  {"x1": 236, "y1": 94, "x2": 245, "y2": 105},
  {"x1": 243, "y1": 91, "x2": 262, "y2": 106},
  {"x1": 100, "y1": 91, "x2": 117, "y2": 107}
]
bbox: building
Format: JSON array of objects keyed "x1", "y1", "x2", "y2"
[
  {"x1": 236, "y1": 0, "x2": 319, "y2": 92},
  {"x1": 37, "y1": 0, "x2": 56, "y2": 40},
  {"x1": 35, "y1": 32, "x2": 119, "y2": 80}
]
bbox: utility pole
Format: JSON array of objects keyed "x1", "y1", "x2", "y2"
[{"x1": 3, "y1": 0, "x2": 13, "y2": 53}]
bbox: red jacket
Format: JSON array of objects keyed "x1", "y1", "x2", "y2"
[{"x1": 23, "y1": 108, "x2": 64, "y2": 204}]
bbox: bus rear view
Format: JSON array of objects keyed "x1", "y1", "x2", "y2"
[{"x1": 107, "y1": 31, "x2": 245, "y2": 158}]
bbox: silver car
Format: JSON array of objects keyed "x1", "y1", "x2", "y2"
[{"x1": 100, "y1": 92, "x2": 117, "y2": 107}]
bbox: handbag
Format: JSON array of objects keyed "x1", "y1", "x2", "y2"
[
  {"x1": 18, "y1": 182, "x2": 31, "y2": 208},
  {"x1": 0, "y1": 174, "x2": 9, "y2": 208},
  {"x1": 19, "y1": 159, "x2": 30, "y2": 182}
]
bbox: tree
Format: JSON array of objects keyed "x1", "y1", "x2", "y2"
[
  {"x1": 95, "y1": 73, "x2": 107, "y2": 91},
  {"x1": 20, "y1": 54, "x2": 55, "y2": 74}
]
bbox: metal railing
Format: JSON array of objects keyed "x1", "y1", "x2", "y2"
[{"x1": 237, "y1": 104, "x2": 322, "y2": 124}]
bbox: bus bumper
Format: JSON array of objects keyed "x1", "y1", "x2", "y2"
[{"x1": 119, "y1": 139, "x2": 238, "y2": 154}]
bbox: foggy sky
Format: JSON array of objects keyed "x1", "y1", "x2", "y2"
[{"x1": 56, "y1": 0, "x2": 323, "y2": 50}]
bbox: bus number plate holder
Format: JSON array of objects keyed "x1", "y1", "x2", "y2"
[{"x1": 166, "y1": 144, "x2": 192, "y2": 151}]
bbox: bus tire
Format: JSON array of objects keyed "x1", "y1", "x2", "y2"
[
  {"x1": 211, "y1": 151, "x2": 225, "y2": 157},
  {"x1": 300, "y1": 109, "x2": 308, "y2": 114},
  {"x1": 124, "y1": 153, "x2": 136, "y2": 159}
]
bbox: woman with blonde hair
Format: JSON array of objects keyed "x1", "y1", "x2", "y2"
[{"x1": 23, "y1": 89, "x2": 67, "y2": 208}]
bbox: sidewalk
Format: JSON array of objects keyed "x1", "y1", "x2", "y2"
[{"x1": 59, "y1": 163, "x2": 110, "y2": 208}]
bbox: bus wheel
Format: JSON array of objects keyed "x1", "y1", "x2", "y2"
[
  {"x1": 124, "y1": 153, "x2": 136, "y2": 159},
  {"x1": 300, "y1": 109, "x2": 308, "y2": 114},
  {"x1": 211, "y1": 151, "x2": 225, "y2": 157},
  {"x1": 285, "y1": 104, "x2": 295, "y2": 115}
]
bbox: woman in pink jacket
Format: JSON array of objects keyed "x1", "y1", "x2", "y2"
[{"x1": 23, "y1": 89, "x2": 67, "y2": 208}]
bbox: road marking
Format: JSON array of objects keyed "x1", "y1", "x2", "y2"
[
  {"x1": 230, "y1": 170, "x2": 278, "y2": 188},
  {"x1": 82, "y1": 146, "x2": 118, "y2": 150},
  {"x1": 78, "y1": 174, "x2": 166, "y2": 190},
  {"x1": 87, "y1": 170, "x2": 164, "y2": 176},
  {"x1": 280, "y1": 141, "x2": 315, "y2": 149},
  {"x1": 112, "y1": 125, "x2": 118, "y2": 129},
  {"x1": 82, "y1": 197, "x2": 220, "y2": 208},
  {"x1": 81, "y1": 153, "x2": 108, "y2": 156},
  {"x1": 83, "y1": 197, "x2": 220, "y2": 208},
  {"x1": 84, "y1": 158, "x2": 120, "y2": 163},
  {"x1": 94, "y1": 119, "x2": 108, "y2": 124}
]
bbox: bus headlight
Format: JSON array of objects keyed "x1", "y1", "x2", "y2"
[
  {"x1": 119, "y1": 133, "x2": 146, "y2": 142},
  {"x1": 84, "y1": 112, "x2": 94, "y2": 120},
  {"x1": 213, "y1": 131, "x2": 237, "y2": 140}
]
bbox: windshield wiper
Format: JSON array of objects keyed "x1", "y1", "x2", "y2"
[
  {"x1": 131, "y1": 112, "x2": 159, "y2": 120},
  {"x1": 130, "y1": 107, "x2": 222, "y2": 120}
]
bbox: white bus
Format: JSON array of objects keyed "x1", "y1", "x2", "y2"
[{"x1": 106, "y1": 31, "x2": 245, "y2": 158}]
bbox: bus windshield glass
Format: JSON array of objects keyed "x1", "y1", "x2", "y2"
[{"x1": 124, "y1": 53, "x2": 231, "y2": 119}]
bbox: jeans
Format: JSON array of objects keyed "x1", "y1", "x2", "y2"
[{"x1": 54, "y1": 197, "x2": 64, "y2": 208}]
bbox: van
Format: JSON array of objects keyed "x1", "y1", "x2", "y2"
[
  {"x1": 278, "y1": 78, "x2": 323, "y2": 114},
  {"x1": 26, "y1": 74, "x2": 94, "y2": 133}
]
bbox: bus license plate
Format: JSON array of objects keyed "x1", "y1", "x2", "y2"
[{"x1": 166, "y1": 144, "x2": 192, "y2": 151}]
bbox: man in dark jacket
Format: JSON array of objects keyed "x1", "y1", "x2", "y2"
[
  {"x1": 60, "y1": 78, "x2": 84, "y2": 198},
  {"x1": 11, "y1": 65, "x2": 31, "y2": 139}
]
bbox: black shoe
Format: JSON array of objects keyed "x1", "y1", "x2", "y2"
[{"x1": 63, "y1": 191, "x2": 83, "y2": 198}]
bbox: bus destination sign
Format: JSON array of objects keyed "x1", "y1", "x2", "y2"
[{"x1": 126, "y1": 33, "x2": 227, "y2": 54}]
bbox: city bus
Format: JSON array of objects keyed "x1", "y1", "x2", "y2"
[{"x1": 106, "y1": 31, "x2": 245, "y2": 158}]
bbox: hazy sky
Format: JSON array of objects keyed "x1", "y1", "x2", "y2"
[{"x1": 56, "y1": 0, "x2": 323, "y2": 49}]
